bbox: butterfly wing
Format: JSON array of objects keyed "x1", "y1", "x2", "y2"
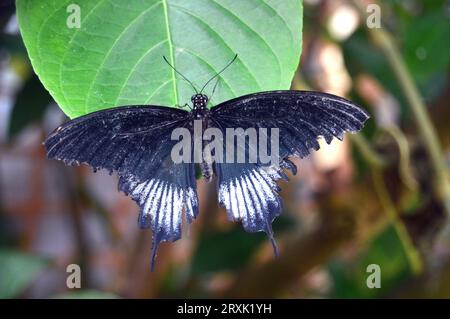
[
  {"x1": 210, "y1": 90, "x2": 369, "y2": 250},
  {"x1": 212, "y1": 90, "x2": 370, "y2": 158},
  {"x1": 45, "y1": 105, "x2": 199, "y2": 269},
  {"x1": 213, "y1": 160, "x2": 296, "y2": 254}
]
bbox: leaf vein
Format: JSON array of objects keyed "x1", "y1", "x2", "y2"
[
  {"x1": 210, "y1": 0, "x2": 282, "y2": 85},
  {"x1": 84, "y1": 1, "x2": 164, "y2": 114},
  {"x1": 114, "y1": 39, "x2": 169, "y2": 106},
  {"x1": 171, "y1": 4, "x2": 262, "y2": 88}
]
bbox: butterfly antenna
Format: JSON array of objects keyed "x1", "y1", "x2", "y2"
[
  {"x1": 200, "y1": 54, "x2": 238, "y2": 94},
  {"x1": 163, "y1": 56, "x2": 198, "y2": 94},
  {"x1": 208, "y1": 77, "x2": 221, "y2": 104}
]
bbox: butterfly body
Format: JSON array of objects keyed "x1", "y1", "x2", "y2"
[
  {"x1": 45, "y1": 90, "x2": 369, "y2": 270},
  {"x1": 191, "y1": 93, "x2": 210, "y2": 119}
]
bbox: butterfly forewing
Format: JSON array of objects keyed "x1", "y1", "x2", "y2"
[
  {"x1": 212, "y1": 90, "x2": 370, "y2": 159},
  {"x1": 45, "y1": 105, "x2": 190, "y2": 181}
]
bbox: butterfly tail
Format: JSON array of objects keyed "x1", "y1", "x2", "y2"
[
  {"x1": 150, "y1": 237, "x2": 159, "y2": 272},
  {"x1": 265, "y1": 220, "x2": 279, "y2": 257}
]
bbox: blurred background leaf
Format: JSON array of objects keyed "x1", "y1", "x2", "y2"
[
  {"x1": 192, "y1": 229, "x2": 267, "y2": 274},
  {"x1": 52, "y1": 290, "x2": 119, "y2": 299},
  {"x1": 0, "y1": 249, "x2": 48, "y2": 298},
  {"x1": 192, "y1": 215, "x2": 295, "y2": 274},
  {"x1": 329, "y1": 225, "x2": 411, "y2": 298}
]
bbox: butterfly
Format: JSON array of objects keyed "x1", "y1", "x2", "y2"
[{"x1": 44, "y1": 55, "x2": 369, "y2": 270}]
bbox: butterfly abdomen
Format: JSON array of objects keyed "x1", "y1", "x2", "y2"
[
  {"x1": 199, "y1": 117, "x2": 215, "y2": 182},
  {"x1": 200, "y1": 155, "x2": 214, "y2": 182}
]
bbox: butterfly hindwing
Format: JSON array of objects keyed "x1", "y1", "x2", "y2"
[
  {"x1": 214, "y1": 160, "x2": 296, "y2": 254},
  {"x1": 44, "y1": 105, "x2": 199, "y2": 268},
  {"x1": 119, "y1": 160, "x2": 198, "y2": 270}
]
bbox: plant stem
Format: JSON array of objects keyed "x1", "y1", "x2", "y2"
[
  {"x1": 372, "y1": 170, "x2": 423, "y2": 275},
  {"x1": 351, "y1": 0, "x2": 450, "y2": 219},
  {"x1": 350, "y1": 134, "x2": 388, "y2": 168},
  {"x1": 382, "y1": 126, "x2": 418, "y2": 192}
]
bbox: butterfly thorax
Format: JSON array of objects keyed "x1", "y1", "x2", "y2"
[{"x1": 191, "y1": 93, "x2": 210, "y2": 119}]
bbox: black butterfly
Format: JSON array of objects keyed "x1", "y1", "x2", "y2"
[{"x1": 44, "y1": 56, "x2": 369, "y2": 270}]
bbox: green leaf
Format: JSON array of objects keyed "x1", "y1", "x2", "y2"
[
  {"x1": 17, "y1": 0, "x2": 303, "y2": 119},
  {"x1": 328, "y1": 225, "x2": 411, "y2": 298},
  {"x1": 343, "y1": 30, "x2": 406, "y2": 110},
  {"x1": 0, "y1": 249, "x2": 48, "y2": 298},
  {"x1": 192, "y1": 228, "x2": 267, "y2": 274},
  {"x1": 191, "y1": 215, "x2": 295, "y2": 274},
  {"x1": 401, "y1": 9, "x2": 450, "y2": 99},
  {"x1": 52, "y1": 290, "x2": 119, "y2": 299}
]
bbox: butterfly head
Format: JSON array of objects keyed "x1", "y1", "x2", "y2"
[{"x1": 191, "y1": 94, "x2": 209, "y2": 109}]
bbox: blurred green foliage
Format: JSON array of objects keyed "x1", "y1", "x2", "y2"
[
  {"x1": 192, "y1": 214, "x2": 295, "y2": 274},
  {"x1": 52, "y1": 290, "x2": 119, "y2": 299},
  {"x1": 343, "y1": 0, "x2": 450, "y2": 115},
  {"x1": 0, "y1": 249, "x2": 48, "y2": 298},
  {"x1": 329, "y1": 226, "x2": 411, "y2": 298}
]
